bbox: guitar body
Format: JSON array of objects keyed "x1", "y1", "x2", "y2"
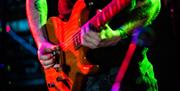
[
  {"x1": 44, "y1": 0, "x2": 99, "y2": 91},
  {"x1": 43, "y1": 0, "x2": 130, "y2": 91}
]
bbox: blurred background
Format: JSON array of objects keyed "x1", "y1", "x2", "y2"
[{"x1": 0, "y1": 0, "x2": 178, "y2": 91}]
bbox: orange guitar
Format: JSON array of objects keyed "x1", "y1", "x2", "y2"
[{"x1": 44, "y1": 0, "x2": 130, "y2": 91}]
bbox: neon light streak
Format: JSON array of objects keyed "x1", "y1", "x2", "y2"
[
  {"x1": 8, "y1": 30, "x2": 37, "y2": 56},
  {"x1": 111, "y1": 42, "x2": 137, "y2": 91}
]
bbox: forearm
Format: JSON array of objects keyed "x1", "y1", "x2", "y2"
[
  {"x1": 119, "y1": 0, "x2": 161, "y2": 35},
  {"x1": 26, "y1": 0, "x2": 48, "y2": 48}
]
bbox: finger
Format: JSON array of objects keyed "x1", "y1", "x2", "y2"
[
  {"x1": 103, "y1": 29, "x2": 113, "y2": 39},
  {"x1": 98, "y1": 37, "x2": 120, "y2": 47},
  {"x1": 41, "y1": 57, "x2": 55, "y2": 66},
  {"x1": 86, "y1": 31, "x2": 100, "y2": 42},
  {"x1": 39, "y1": 53, "x2": 54, "y2": 60},
  {"x1": 105, "y1": 23, "x2": 112, "y2": 30},
  {"x1": 54, "y1": 45, "x2": 60, "y2": 51},
  {"x1": 103, "y1": 24, "x2": 115, "y2": 39},
  {"x1": 44, "y1": 63, "x2": 55, "y2": 69},
  {"x1": 52, "y1": 48, "x2": 61, "y2": 56},
  {"x1": 83, "y1": 42, "x2": 97, "y2": 49},
  {"x1": 43, "y1": 45, "x2": 60, "y2": 54},
  {"x1": 98, "y1": 41, "x2": 112, "y2": 47},
  {"x1": 106, "y1": 32, "x2": 113, "y2": 39},
  {"x1": 43, "y1": 48, "x2": 54, "y2": 54},
  {"x1": 53, "y1": 64, "x2": 60, "y2": 68},
  {"x1": 83, "y1": 34, "x2": 99, "y2": 47},
  {"x1": 100, "y1": 30, "x2": 106, "y2": 40},
  {"x1": 83, "y1": 36, "x2": 98, "y2": 49}
]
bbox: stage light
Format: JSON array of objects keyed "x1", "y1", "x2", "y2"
[{"x1": 9, "y1": 19, "x2": 29, "y2": 32}]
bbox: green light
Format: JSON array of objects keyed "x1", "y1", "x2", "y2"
[
  {"x1": 7, "y1": 65, "x2": 11, "y2": 72},
  {"x1": 0, "y1": 21, "x2": 2, "y2": 32},
  {"x1": 36, "y1": 0, "x2": 48, "y2": 26},
  {"x1": 100, "y1": 24, "x2": 120, "y2": 39},
  {"x1": 100, "y1": 24, "x2": 128, "y2": 40},
  {"x1": 120, "y1": 0, "x2": 161, "y2": 35},
  {"x1": 145, "y1": 0, "x2": 161, "y2": 26},
  {"x1": 138, "y1": 48, "x2": 158, "y2": 91}
]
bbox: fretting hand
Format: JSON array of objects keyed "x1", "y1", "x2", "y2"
[{"x1": 81, "y1": 23, "x2": 122, "y2": 49}]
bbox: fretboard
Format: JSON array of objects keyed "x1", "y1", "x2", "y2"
[
  {"x1": 83, "y1": 0, "x2": 130, "y2": 30},
  {"x1": 73, "y1": 0, "x2": 130, "y2": 49}
]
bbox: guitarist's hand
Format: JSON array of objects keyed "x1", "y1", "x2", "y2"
[
  {"x1": 37, "y1": 41, "x2": 60, "y2": 69},
  {"x1": 81, "y1": 24, "x2": 121, "y2": 49}
]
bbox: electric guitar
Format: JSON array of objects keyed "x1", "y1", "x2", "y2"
[{"x1": 44, "y1": 0, "x2": 130, "y2": 91}]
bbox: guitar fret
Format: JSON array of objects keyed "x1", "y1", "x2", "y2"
[
  {"x1": 102, "y1": 11, "x2": 107, "y2": 23},
  {"x1": 65, "y1": 0, "x2": 130, "y2": 49},
  {"x1": 104, "y1": 4, "x2": 114, "y2": 22},
  {"x1": 115, "y1": 0, "x2": 121, "y2": 10},
  {"x1": 88, "y1": 0, "x2": 129, "y2": 30},
  {"x1": 90, "y1": 0, "x2": 118, "y2": 29},
  {"x1": 96, "y1": 14, "x2": 101, "y2": 28},
  {"x1": 73, "y1": 30, "x2": 81, "y2": 50},
  {"x1": 44, "y1": 1, "x2": 131, "y2": 90}
]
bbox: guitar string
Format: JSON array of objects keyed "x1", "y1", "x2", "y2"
[
  {"x1": 60, "y1": 6, "x2": 113, "y2": 50},
  {"x1": 58, "y1": 0, "x2": 122, "y2": 50},
  {"x1": 60, "y1": 15, "x2": 103, "y2": 50}
]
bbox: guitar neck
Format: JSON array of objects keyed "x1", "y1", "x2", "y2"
[
  {"x1": 83, "y1": 0, "x2": 130, "y2": 30},
  {"x1": 72, "y1": 0, "x2": 130, "y2": 49}
]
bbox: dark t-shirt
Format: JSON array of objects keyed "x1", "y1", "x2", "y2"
[{"x1": 47, "y1": 0, "x2": 59, "y2": 18}]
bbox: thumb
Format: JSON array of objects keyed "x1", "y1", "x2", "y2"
[
  {"x1": 105, "y1": 23, "x2": 112, "y2": 31},
  {"x1": 43, "y1": 45, "x2": 60, "y2": 53}
]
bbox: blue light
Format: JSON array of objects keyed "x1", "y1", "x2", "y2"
[
  {"x1": 9, "y1": 19, "x2": 29, "y2": 32},
  {"x1": 0, "y1": 20, "x2": 2, "y2": 32},
  {"x1": 8, "y1": 30, "x2": 37, "y2": 56},
  {"x1": 0, "y1": 64, "x2": 5, "y2": 69}
]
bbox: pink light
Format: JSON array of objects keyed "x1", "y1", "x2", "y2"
[
  {"x1": 111, "y1": 42, "x2": 137, "y2": 91},
  {"x1": 6, "y1": 25, "x2": 11, "y2": 32},
  {"x1": 111, "y1": 82, "x2": 120, "y2": 91}
]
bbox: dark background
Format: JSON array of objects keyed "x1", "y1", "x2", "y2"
[{"x1": 0, "y1": 0, "x2": 178, "y2": 91}]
